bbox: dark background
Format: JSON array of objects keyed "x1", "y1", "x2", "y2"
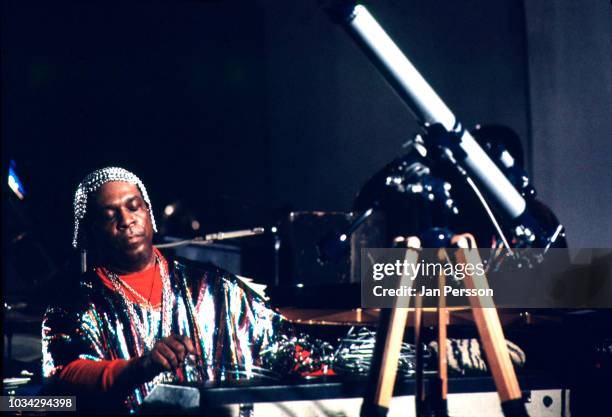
[{"x1": 3, "y1": 0, "x2": 611, "y2": 290}]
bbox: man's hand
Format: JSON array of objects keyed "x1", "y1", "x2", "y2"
[{"x1": 133, "y1": 334, "x2": 196, "y2": 380}]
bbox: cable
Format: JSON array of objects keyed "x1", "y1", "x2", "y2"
[{"x1": 464, "y1": 176, "x2": 514, "y2": 256}]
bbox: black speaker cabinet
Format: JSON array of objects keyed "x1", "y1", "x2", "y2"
[
  {"x1": 279, "y1": 211, "x2": 352, "y2": 287},
  {"x1": 278, "y1": 211, "x2": 386, "y2": 287}
]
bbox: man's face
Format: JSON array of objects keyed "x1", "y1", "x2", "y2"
[{"x1": 88, "y1": 181, "x2": 154, "y2": 273}]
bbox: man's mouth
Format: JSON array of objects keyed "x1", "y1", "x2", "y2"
[{"x1": 123, "y1": 233, "x2": 145, "y2": 244}]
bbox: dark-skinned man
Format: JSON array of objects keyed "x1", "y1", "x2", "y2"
[{"x1": 42, "y1": 167, "x2": 282, "y2": 413}]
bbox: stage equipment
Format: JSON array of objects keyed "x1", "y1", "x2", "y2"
[
  {"x1": 361, "y1": 234, "x2": 530, "y2": 417},
  {"x1": 316, "y1": 3, "x2": 569, "y2": 416},
  {"x1": 156, "y1": 227, "x2": 264, "y2": 249},
  {"x1": 273, "y1": 211, "x2": 389, "y2": 307},
  {"x1": 279, "y1": 212, "x2": 355, "y2": 286},
  {"x1": 6, "y1": 161, "x2": 57, "y2": 296},
  {"x1": 154, "y1": 228, "x2": 265, "y2": 277},
  {"x1": 141, "y1": 382, "x2": 568, "y2": 417},
  {"x1": 8, "y1": 160, "x2": 26, "y2": 200},
  {"x1": 276, "y1": 307, "x2": 532, "y2": 328},
  {"x1": 161, "y1": 238, "x2": 242, "y2": 276},
  {"x1": 318, "y1": 2, "x2": 565, "y2": 261}
]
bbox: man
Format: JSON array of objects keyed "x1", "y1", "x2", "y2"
[{"x1": 42, "y1": 167, "x2": 282, "y2": 413}]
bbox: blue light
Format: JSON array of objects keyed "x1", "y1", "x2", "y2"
[{"x1": 8, "y1": 160, "x2": 26, "y2": 199}]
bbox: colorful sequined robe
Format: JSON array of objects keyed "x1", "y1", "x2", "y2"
[{"x1": 42, "y1": 255, "x2": 284, "y2": 412}]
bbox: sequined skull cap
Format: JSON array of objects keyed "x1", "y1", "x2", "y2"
[{"x1": 72, "y1": 167, "x2": 158, "y2": 249}]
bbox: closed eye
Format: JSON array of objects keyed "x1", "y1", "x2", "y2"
[{"x1": 126, "y1": 196, "x2": 144, "y2": 211}]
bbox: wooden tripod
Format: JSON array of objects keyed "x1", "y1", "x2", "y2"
[{"x1": 361, "y1": 234, "x2": 529, "y2": 417}]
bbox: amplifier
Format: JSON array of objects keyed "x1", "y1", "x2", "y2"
[
  {"x1": 277, "y1": 211, "x2": 386, "y2": 287},
  {"x1": 278, "y1": 211, "x2": 353, "y2": 286}
]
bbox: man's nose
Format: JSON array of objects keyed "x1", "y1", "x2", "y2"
[{"x1": 117, "y1": 208, "x2": 136, "y2": 229}]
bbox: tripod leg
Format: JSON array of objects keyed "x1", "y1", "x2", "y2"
[
  {"x1": 361, "y1": 238, "x2": 420, "y2": 417},
  {"x1": 420, "y1": 251, "x2": 450, "y2": 417},
  {"x1": 435, "y1": 261, "x2": 449, "y2": 417},
  {"x1": 414, "y1": 293, "x2": 424, "y2": 417},
  {"x1": 452, "y1": 234, "x2": 529, "y2": 417},
  {"x1": 362, "y1": 307, "x2": 411, "y2": 417}
]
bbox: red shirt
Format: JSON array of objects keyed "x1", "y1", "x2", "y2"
[{"x1": 97, "y1": 260, "x2": 163, "y2": 306}]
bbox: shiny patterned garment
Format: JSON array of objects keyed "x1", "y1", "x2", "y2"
[{"x1": 42, "y1": 253, "x2": 284, "y2": 412}]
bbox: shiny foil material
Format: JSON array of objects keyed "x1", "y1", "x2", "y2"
[
  {"x1": 42, "y1": 255, "x2": 284, "y2": 412},
  {"x1": 260, "y1": 334, "x2": 336, "y2": 378},
  {"x1": 333, "y1": 327, "x2": 424, "y2": 379}
]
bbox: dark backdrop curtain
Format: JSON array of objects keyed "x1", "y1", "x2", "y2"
[{"x1": 524, "y1": 0, "x2": 612, "y2": 248}]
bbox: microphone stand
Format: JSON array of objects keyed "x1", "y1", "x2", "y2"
[{"x1": 155, "y1": 227, "x2": 265, "y2": 249}]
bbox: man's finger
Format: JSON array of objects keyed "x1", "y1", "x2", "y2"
[
  {"x1": 169, "y1": 334, "x2": 195, "y2": 356},
  {"x1": 157, "y1": 342, "x2": 179, "y2": 369},
  {"x1": 165, "y1": 337, "x2": 186, "y2": 363},
  {"x1": 181, "y1": 336, "x2": 195, "y2": 354},
  {"x1": 172, "y1": 334, "x2": 196, "y2": 355},
  {"x1": 151, "y1": 349, "x2": 173, "y2": 372}
]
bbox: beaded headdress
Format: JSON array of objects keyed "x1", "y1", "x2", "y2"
[{"x1": 72, "y1": 167, "x2": 158, "y2": 248}]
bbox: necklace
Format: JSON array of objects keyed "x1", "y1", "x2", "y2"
[
  {"x1": 101, "y1": 253, "x2": 173, "y2": 353},
  {"x1": 119, "y1": 276, "x2": 160, "y2": 310}
]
